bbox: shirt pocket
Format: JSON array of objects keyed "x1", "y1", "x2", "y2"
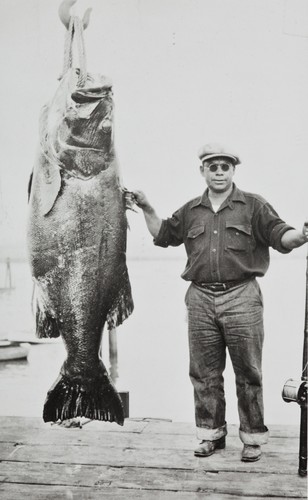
[
  {"x1": 187, "y1": 225, "x2": 205, "y2": 239},
  {"x1": 225, "y1": 222, "x2": 253, "y2": 252},
  {"x1": 186, "y1": 224, "x2": 205, "y2": 255}
]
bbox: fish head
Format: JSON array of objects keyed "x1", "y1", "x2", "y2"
[
  {"x1": 66, "y1": 72, "x2": 114, "y2": 151},
  {"x1": 46, "y1": 69, "x2": 116, "y2": 179}
]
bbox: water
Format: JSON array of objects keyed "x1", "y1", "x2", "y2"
[{"x1": 0, "y1": 255, "x2": 306, "y2": 426}]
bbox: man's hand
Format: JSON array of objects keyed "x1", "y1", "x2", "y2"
[
  {"x1": 302, "y1": 221, "x2": 308, "y2": 241},
  {"x1": 281, "y1": 222, "x2": 308, "y2": 250},
  {"x1": 126, "y1": 190, "x2": 162, "y2": 238},
  {"x1": 131, "y1": 190, "x2": 151, "y2": 210},
  {"x1": 123, "y1": 189, "x2": 151, "y2": 212}
]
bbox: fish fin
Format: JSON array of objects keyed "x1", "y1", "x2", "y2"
[
  {"x1": 37, "y1": 159, "x2": 62, "y2": 216},
  {"x1": 107, "y1": 275, "x2": 134, "y2": 329},
  {"x1": 36, "y1": 105, "x2": 63, "y2": 215},
  {"x1": 43, "y1": 364, "x2": 124, "y2": 425},
  {"x1": 36, "y1": 307, "x2": 60, "y2": 338}
]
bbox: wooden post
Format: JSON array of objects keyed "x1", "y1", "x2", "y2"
[
  {"x1": 108, "y1": 327, "x2": 129, "y2": 418},
  {"x1": 5, "y1": 257, "x2": 12, "y2": 289},
  {"x1": 108, "y1": 327, "x2": 119, "y2": 384}
]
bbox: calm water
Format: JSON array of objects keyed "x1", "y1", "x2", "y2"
[{"x1": 0, "y1": 255, "x2": 306, "y2": 426}]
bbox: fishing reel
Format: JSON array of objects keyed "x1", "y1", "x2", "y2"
[{"x1": 282, "y1": 378, "x2": 307, "y2": 406}]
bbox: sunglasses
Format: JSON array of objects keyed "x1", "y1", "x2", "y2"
[{"x1": 205, "y1": 163, "x2": 231, "y2": 172}]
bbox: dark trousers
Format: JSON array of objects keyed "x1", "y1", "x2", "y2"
[{"x1": 185, "y1": 279, "x2": 269, "y2": 444}]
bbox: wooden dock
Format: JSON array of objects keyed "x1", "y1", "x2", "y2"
[{"x1": 0, "y1": 416, "x2": 306, "y2": 499}]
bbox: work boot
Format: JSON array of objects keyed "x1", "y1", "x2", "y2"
[
  {"x1": 241, "y1": 444, "x2": 261, "y2": 462},
  {"x1": 194, "y1": 436, "x2": 225, "y2": 457}
]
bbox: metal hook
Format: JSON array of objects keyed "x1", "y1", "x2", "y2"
[{"x1": 59, "y1": 0, "x2": 92, "y2": 30}]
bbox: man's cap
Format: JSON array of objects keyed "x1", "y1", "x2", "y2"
[{"x1": 198, "y1": 142, "x2": 241, "y2": 165}]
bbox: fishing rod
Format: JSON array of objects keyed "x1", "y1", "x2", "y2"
[{"x1": 282, "y1": 245, "x2": 308, "y2": 477}]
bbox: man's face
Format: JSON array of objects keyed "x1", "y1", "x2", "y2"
[{"x1": 200, "y1": 157, "x2": 235, "y2": 193}]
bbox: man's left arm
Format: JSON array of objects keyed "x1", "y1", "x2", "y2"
[{"x1": 281, "y1": 222, "x2": 308, "y2": 250}]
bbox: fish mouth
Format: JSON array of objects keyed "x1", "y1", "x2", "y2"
[{"x1": 71, "y1": 86, "x2": 112, "y2": 104}]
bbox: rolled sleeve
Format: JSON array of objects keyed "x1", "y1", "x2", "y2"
[
  {"x1": 270, "y1": 224, "x2": 294, "y2": 254},
  {"x1": 154, "y1": 210, "x2": 184, "y2": 248},
  {"x1": 154, "y1": 220, "x2": 171, "y2": 247},
  {"x1": 255, "y1": 202, "x2": 294, "y2": 254}
]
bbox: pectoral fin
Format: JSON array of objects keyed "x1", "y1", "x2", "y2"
[
  {"x1": 35, "y1": 104, "x2": 62, "y2": 215},
  {"x1": 37, "y1": 158, "x2": 62, "y2": 215}
]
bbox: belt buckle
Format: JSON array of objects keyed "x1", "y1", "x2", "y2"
[{"x1": 210, "y1": 283, "x2": 226, "y2": 292}]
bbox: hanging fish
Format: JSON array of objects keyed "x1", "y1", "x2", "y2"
[{"x1": 27, "y1": 67, "x2": 134, "y2": 425}]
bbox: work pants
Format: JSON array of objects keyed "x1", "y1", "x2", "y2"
[{"x1": 185, "y1": 279, "x2": 269, "y2": 445}]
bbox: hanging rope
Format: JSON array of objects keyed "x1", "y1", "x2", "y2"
[
  {"x1": 74, "y1": 16, "x2": 87, "y2": 87},
  {"x1": 62, "y1": 15, "x2": 87, "y2": 87},
  {"x1": 62, "y1": 16, "x2": 74, "y2": 76}
]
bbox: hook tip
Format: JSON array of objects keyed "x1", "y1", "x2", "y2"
[
  {"x1": 59, "y1": 0, "x2": 91, "y2": 30},
  {"x1": 83, "y1": 7, "x2": 92, "y2": 30}
]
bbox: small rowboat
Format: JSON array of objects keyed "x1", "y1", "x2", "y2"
[{"x1": 0, "y1": 340, "x2": 30, "y2": 361}]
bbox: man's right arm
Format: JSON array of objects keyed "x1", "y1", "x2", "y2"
[{"x1": 131, "y1": 190, "x2": 162, "y2": 239}]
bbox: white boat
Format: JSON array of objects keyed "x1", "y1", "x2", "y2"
[{"x1": 0, "y1": 340, "x2": 30, "y2": 361}]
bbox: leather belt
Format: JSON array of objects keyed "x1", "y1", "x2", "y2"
[{"x1": 193, "y1": 278, "x2": 252, "y2": 292}]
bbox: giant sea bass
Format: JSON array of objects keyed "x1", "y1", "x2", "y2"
[{"x1": 27, "y1": 68, "x2": 134, "y2": 425}]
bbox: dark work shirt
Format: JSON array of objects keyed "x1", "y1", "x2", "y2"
[{"x1": 154, "y1": 184, "x2": 293, "y2": 283}]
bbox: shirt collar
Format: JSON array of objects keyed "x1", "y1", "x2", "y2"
[{"x1": 191, "y1": 183, "x2": 247, "y2": 209}]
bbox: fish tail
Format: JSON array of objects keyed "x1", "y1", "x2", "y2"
[{"x1": 43, "y1": 363, "x2": 124, "y2": 425}]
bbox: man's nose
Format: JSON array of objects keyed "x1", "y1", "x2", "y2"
[{"x1": 215, "y1": 166, "x2": 224, "y2": 173}]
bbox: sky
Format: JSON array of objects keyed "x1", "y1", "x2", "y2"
[{"x1": 0, "y1": 0, "x2": 307, "y2": 260}]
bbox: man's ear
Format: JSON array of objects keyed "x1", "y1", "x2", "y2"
[{"x1": 199, "y1": 164, "x2": 205, "y2": 175}]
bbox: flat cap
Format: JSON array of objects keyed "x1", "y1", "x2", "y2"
[{"x1": 198, "y1": 142, "x2": 241, "y2": 165}]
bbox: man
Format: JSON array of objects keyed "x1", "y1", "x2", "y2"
[{"x1": 131, "y1": 142, "x2": 308, "y2": 462}]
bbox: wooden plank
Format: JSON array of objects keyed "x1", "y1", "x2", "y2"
[
  {"x1": 0, "y1": 483, "x2": 280, "y2": 500},
  {"x1": 0, "y1": 462, "x2": 306, "y2": 497},
  {"x1": 0, "y1": 417, "x2": 299, "y2": 438},
  {"x1": 0, "y1": 443, "x2": 301, "y2": 474},
  {"x1": 0, "y1": 426, "x2": 299, "y2": 453},
  {"x1": 0, "y1": 417, "x2": 149, "y2": 434},
  {"x1": 141, "y1": 420, "x2": 299, "y2": 438},
  {"x1": 0, "y1": 420, "x2": 299, "y2": 452}
]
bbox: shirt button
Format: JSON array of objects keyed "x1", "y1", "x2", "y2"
[
  {"x1": 213, "y1": 230, "x2": 218, "y2": 234},
  {"x1": 212, "y1": 248, "x2": 217, "y2": 252}
]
